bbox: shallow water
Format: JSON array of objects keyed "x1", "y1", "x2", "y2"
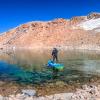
[{"x1": 0, "y1": 49, "x2": 100, "y2": 85}]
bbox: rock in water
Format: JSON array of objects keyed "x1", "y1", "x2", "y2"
[{"x1": 22, "y1": 89, "x2": 36, "y2": 96}]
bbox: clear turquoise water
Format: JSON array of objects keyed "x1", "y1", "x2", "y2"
[{"x1": 0, "y1": 50, "x2": 100, "y2": 85}]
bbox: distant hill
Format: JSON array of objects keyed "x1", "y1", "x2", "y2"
[{"x1": 0, "y1": 12, "x2": 100, "y2": 50}]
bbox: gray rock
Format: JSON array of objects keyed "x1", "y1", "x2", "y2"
[
  {"x1": 81, "y1": 85, "x2": 88, "y2": 90},
  {"x1": 22, "y1": 89, "x2": 36, "y2": 96},
  {"x1": 0, "y1": 95, "x2": 3, "y2": 100}
]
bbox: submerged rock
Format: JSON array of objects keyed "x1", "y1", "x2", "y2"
[{"x1": 55, "y1": 81, "x2": 65, "y2": 87}]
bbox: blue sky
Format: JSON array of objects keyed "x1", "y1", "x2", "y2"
[{"x1": 0, "y1": 0, "x2": 100, "y2": 33}]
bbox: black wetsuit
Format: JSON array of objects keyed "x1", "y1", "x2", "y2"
[{"x1": 52, "y1": 48, "x2": 58, "y2": 62}]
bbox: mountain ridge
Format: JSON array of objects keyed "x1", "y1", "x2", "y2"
[
  {"x1": 1, "y1": 12, "x2": 100, "y2": 34},
  {"x1": 0, "y1": 12, "x2": 100, "y2": 50}
]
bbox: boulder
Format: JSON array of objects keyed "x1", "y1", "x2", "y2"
[{"x1": 21, "y1": 89, "x2": 36, "y2": 96}]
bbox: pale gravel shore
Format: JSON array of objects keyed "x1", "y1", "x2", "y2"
[
  {"x1": 0, "y1": 85, "x2": 100, "y2": 100},
  {"x1": 0, "y1": 93, "x2": 73, "y2": 100},
  {"x1": 0, "y1": 45, "x2": 100, "y2": 51}
]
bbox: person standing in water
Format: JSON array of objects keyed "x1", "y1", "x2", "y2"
[
  {"x1": 51, "y1": 48, "x2": 59, "y2": 79},
  {"x1": 52, "y1": 48, "x2": 58, "y2": 62}
]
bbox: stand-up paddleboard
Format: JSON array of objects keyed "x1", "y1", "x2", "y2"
[{"x1": 47, "y1": 60, "x2": 64, "y2": 71}]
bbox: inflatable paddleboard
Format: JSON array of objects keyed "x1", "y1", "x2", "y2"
[{"x1": 47, "y1": 60, "x2": 64, "y2": 70}]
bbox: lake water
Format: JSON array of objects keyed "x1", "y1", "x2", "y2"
[{"x1": 0, "y1": 49, "x2": 100, "y2": 85}]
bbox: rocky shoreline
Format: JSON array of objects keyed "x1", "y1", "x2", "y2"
[
  {"x1": 0, "y1": 45, "x2": 100, "y2": 52},
  {"x1": 0, "y1": 69, "x2": 100, "y2": 100},
  {"x1": 0, "y1": 84, "x2": 100, "y2": 100},
  {"x1": 0, "y1": 76, "x2": 100, "y2": 100}
]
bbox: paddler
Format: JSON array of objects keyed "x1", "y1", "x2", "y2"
[{"x1": 52, "y1": 48, "x2": 58, "y2": 62}]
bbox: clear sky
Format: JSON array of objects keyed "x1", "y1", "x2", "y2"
[{"x1": 0, "y1": 0, "x2": 100, "y2": 33}]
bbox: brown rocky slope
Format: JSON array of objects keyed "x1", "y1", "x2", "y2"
[{"x1": 0, "y1": 12, "x2": 100, "y2": 50}]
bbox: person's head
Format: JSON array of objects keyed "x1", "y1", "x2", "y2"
[{"x1": 53, "y1": 48, "x2": 57, "y2": 50}]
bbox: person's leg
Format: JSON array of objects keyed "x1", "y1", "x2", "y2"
[
  {"x1": 53, "y1": 56, "x2": 55, "y2": 62},
  {"x1": 55, "y1": 55, "x2": 58, "y2": 62}
]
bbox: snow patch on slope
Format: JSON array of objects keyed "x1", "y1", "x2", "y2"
[
  {"x1": 78, "y1": 18, "x2": 100, "y2": 31},
  {"x1": 95, "y1": 29, "x2": 100, "y2": 32}
]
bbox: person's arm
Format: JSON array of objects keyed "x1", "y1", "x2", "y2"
[{"x1": 52, "y1": 51, "x2": 54, "y2": 55}]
